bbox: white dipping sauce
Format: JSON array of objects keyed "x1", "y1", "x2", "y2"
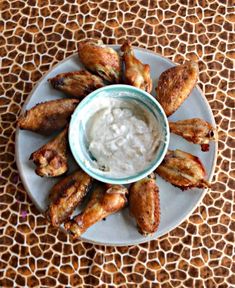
[{"x1": 86, "y1": 99, "x2": 161, "y2": 177}]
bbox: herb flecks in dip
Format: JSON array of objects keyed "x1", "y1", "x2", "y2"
[{"x1": 86, "y1": 99, "x2": 161, "y2": 177}]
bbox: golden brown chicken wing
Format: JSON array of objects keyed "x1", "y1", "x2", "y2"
[
  {"x1": 169, "y1": 118, "x2": 217, "y2": 151},
  {"x1": 156, "y1": 149, "x2": 210, "y2": 190},
  {"x1": 78, "y1": 40, "x2": 121, "y2": 83},
  {"x1": 121, "y1": 40, "x2": 152, "y2": 93},
  {"x1": 18, "y1": 99, "x2": 79, "y2": 135},
  {"x1": 129, "y1": 177, "x2": 160, "y2": 235},
  {"x1": 64, "y1": 184, "x2": 128, "y2": 239},
  {"x1": 46, "y1": 170, "x2": 93, "y2": 227},
  {"x1": 48, "y1": 70, "x2": 105, "y2": 99},
  {"x1": 30, "y1": 127, "x2": 68, "y2": 177},
  {"x1": 156, "y1": 61, "x2": 199, "y2": 116}
]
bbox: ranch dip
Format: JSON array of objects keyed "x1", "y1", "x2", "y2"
[{"x1": 86, "y1": 99, "x2": 161, "y2": 177}]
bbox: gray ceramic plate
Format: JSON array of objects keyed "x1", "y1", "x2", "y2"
[{"x1": 16, "y1": 46, "x2": 217, "y2": 246}]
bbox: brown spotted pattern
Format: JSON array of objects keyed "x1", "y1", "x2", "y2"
[{"x1": 0, "y1": 0, "x2": 235, "y2": 287}]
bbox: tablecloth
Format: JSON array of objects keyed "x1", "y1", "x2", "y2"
[{"x1": 0, "y1": 0, "x2": 234, "y2": 287}]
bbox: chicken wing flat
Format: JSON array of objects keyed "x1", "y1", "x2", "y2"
[
  {"x1": 156, "y1": 61, "x2": 199, "y2": 116},
  {"x1": 129, "y1": 177, "x2": 160, "y2": 235},
  {"x1": 18, "y1": 99, "x2": 79, "y2": 135},
  {"x1": 169, "y1": 118, "x2": 217, "y2": 151},
  {"x1": 78, "y1": 40, "x2": 121, "y2": 83},
  {"x1": 121, "y1": 40, "x2": 152, "y2": 93},
  {"x1": 156, "y1": 149, "x2": 210, "y2": 190},
  {"x1": 64, "y1": 184, "x2": 128, "y2": 239},
  {"x1": 46, "y1": 170, "x2": 93, "y2": 227},
  {"x1": 30, "y1": 127, "x2": 68, "y2": 177},
  {"x1": 48, "y1": 70, "x2": 105, "y2": 99}
]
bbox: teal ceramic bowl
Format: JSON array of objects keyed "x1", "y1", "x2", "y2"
[{"x1": 69, "y1": 84, "x2": 169, "y2": 184}]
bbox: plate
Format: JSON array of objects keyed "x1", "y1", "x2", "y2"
[{"x1": 16, "y1": 46, "x2": 217, "y2": 246}]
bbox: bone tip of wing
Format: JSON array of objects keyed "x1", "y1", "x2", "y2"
[
  {"x1": 96, "y1": 39, "x2": 104, "y2": 46},
  {"x1": 72, "y1": 98, "x2": 80, "y2": 104},
  {"x1": 185, "y1": 59, "x2": 198, "y2": 68},
  {"x1": 77, "y1": 39, "x2": 87, "y2": 50},
  {"x1": 138, "y1": 226, "x2": 150, "y2": 237},
  {"x1": 106, "y1": 185, "x2": 129, "y2": 198},
  {"x1": 48, "y1": 76, "x2": 64, "y2": 88},
  {"x1": 179, "y1": 179, "x2": 211, "y2": 190},
  {"x1": 144, "y1": 63, "x2": 151, "y2": 71},
  {"x1": 35, "y1": 167, "x2": 45, "y2": 177},
  {"x1": 64, "y1": 220, "x2": 81, "y2": 239},
  {"x1": 187, "y1": 60, "x2": 199, "y2": 76},
  {"x1": 120, "y1": 39, "x2": 132, "y2": 52},
  {"x1": 78, "y1": 39, "x2": 103, "y2": 51},
  {"x1": 64, "y1": 220, "x2": 71, "y2": 231},
  {"x1": 201, "y1": 179, "x2": 211, "y2": 189},
  {"x1": 18, "y1": 114, "x2": 27, "y2": 128},
  {"x1": 137, "y1": 225, "x2": 157, "y2": 237}
]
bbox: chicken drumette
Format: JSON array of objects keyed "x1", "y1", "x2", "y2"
[
  {"x1": 64, "y1": 184, "x2": 128, "y2": 239},
  {"x1": 129, "y1": 177, "x2": 160, "y2": 235},
  {"x1": 18, "y1": 98, "x2": 79, "y2": 135},
  {"x1": 78, "y1": 40, "x2": 121, "y2": 83},
  {"x1": 46, "y1": 170, "x2": 93, "y2": 227},
  {"x1": 121, "y1": 40, "x2": 152, "y2": 93},
  {"x1": 30, "y1": 127, "x2": 68, "y2": 177},
  {"x1": 156, "y1": 149, "x2": 210, "y2": 190},
  {"x1": 48, "y1": 70, "x2": 104, "y2": 99},
  {"x1": 156, "y1": 61, "x2": 199, "y2": 116},
  {"x1": 169, "y1": 118, "x2": 217, "y2": 151}
]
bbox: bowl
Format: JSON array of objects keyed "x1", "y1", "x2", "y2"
[{"x1": 69, "y1": 84, "x2": 169, "y2": 184}]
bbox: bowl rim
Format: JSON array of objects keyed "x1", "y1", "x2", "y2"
[{"x1": 69, "y1": 84, "x2": 170, "y2": 184}]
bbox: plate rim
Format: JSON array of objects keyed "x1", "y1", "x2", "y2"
[{"x1": 15, "y1": 45, "x2": 218, "y2": 246}]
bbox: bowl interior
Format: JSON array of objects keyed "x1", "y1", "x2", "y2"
[{"x1": 69, "y1": 85, "x2": 169, "y2": 184}]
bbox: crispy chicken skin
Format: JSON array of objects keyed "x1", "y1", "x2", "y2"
[
  {"x1": 30, "y1": 128, "x2": 68, "y2": 177},
  {"x1": 169, "y1": 118, "x2": 217, "y2": 151},
  {"x1": 121, "y1": 40, "x2": 152, "y2": 93},
  {"x1": 129, "y1": 178, "x2": 160, "y2": 235},
  {"x1": 18, "y1": 99, "x2": 79, "y2": 135},
  {"x1": 46, "y1": 170, "x2": 93, "y2": 227},
  {"x1": 156, "y1": 61, "x2": 199, "y2": 116},
  {"x1": 156, "y1": 149, "x2": 210, "y2": 190},
  {"x1": 48, "y1": 70, "x2": 104, "y2": 99},
  {"x1": 78, "y1": 40, "x2": 121, "y2": 83},
  {"x1": 64, "y1": 184, "x2": 128, "y2": 239}
]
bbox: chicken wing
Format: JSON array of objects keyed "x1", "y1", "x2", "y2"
[
  {"x1": 156, "y1": 149, "x2": 210, "y2": 190},
  {"x1": 48, "y1": 70, "x2": 105, "y2": 99},
  {"x1": 169, "y1": 118, "x2": 217, "y2": 151},
  {"x1": 46, "y1": 170, "x2": 93, "y2": 227},
  {"x1": 30, "y1": 127, "x2": 68, "y2": 177},
  {"x1": 156, "y1": 61, "x2": 199, "y2": 116},
  {"x1": 129, "y1": 177, "x2": 160, "y2": 235},
  {"x1": 18, "y1": 99, "x2": 79, "y2": 135},
  {"x1": 78, "y1": 40, "x2": 121, "y2": 83},
  {"x1": 64, "y1": 184, "x2": 128, "y2": 239},
  {"x1": 121, "y1": 40, "x2": 152, "y2": 93}
]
